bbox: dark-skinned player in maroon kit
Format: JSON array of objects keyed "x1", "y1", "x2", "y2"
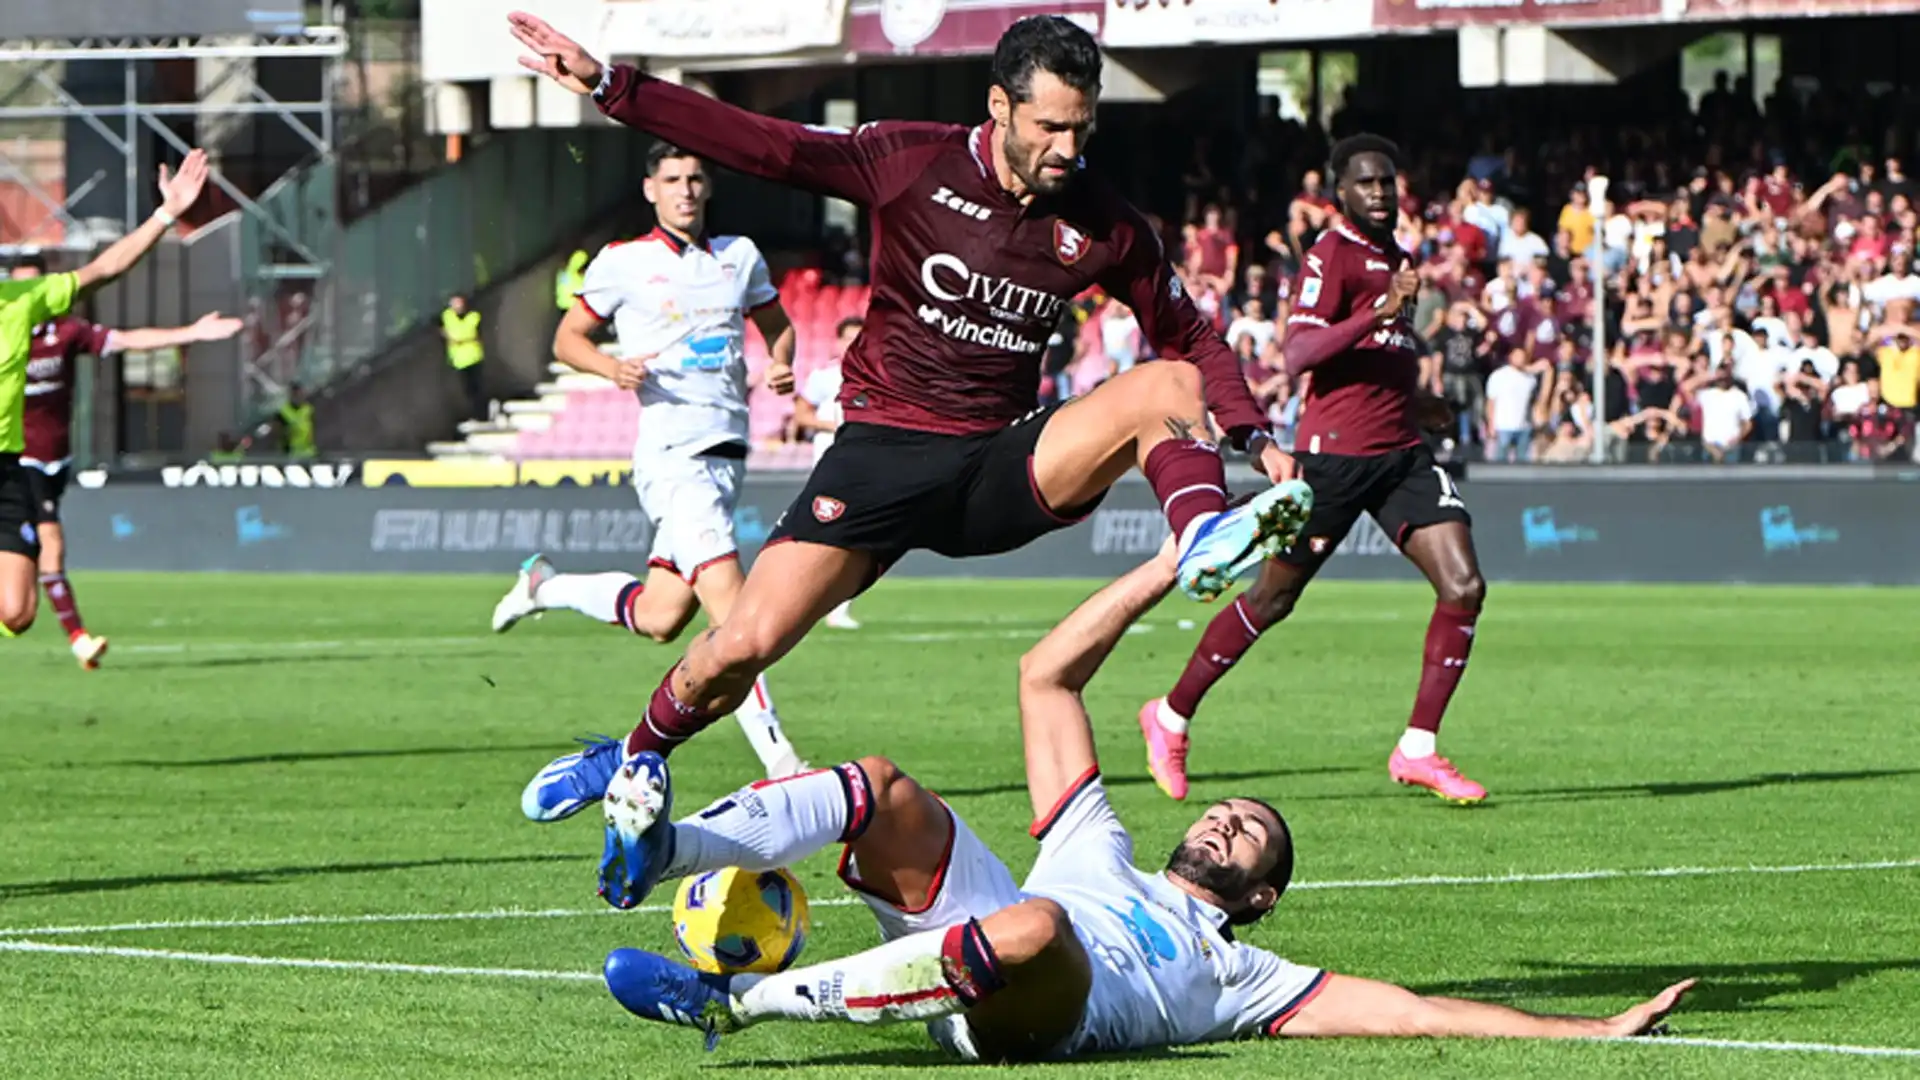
[
  {"x1": 1140, "y1": 135, "x2": 1492, "y2": 806},
  {"x1": 506, "y1": 11, "x2": 1317, "y2": 851}
]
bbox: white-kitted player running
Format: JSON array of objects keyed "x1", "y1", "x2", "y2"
[{"x1": 494, "y1": 141, "x2": 807, "y2": 785}]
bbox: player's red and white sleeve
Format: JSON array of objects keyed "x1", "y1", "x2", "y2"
[
  {"x1": 593, "y1": 65, "x2": 948, "y2": 207},
  {"x1": 575, "y1": 247, "x2": 625, "y2": 322},
  {"x1": 742, "y1": 243, "x2": 779, "y2": 313},
  {"x1": 1228, "y1": 945, "x2": 1332, "y2": 1039},
  {"x1": 1102, "y1": 210, "x2": 1269, "y2": 445},
  {"x1": 1028, "y1": 769, "x2": 1133, "y2": 865}
]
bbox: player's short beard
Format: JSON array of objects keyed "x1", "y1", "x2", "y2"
[
  {"x1": 1003, "y1": 129, "x2": 1074, "y2": 196},
  {"x1": 1164, "y1": 841, "x2": 1259, "y2": 908}
]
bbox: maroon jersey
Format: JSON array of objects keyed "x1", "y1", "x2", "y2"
[
  {"x1": 592, "y1": 65, "x2": 1266, "y2": 443},
  {"x1": 1283, "y1": 219, "x2": 1422, "y2": 456},
  {"x1": 23, "y1": 316, "x2": 113, "y2": 465}
]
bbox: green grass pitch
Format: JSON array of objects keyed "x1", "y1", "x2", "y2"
[{"x1": 3, "y1": 574, "x2": 1917, "y2": 1078}]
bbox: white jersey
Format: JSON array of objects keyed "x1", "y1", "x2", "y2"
[
  {"x1": 1023, "y1": 776, "x2": 1329, "y2": 1054},
  {"x1": 800, "y1": 364, "x2": 845, "y2": 463},
  {"x1": 578, "y1": 228, "x2": 778, "y2": 457}
]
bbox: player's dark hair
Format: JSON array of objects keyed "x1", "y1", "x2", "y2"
[
  {"x1": 835, "y1": 316, "x2": 865, "y2": 338},
  {"x1": 1328, "y1": 134, "x2": 1403, "y2": 184},
  {"x1": 10, "y1": 252, "x2": 48, "y2": 274},
  {"x1": 646, "y1": 141, "x2": 701, "y2": 177},
  {"x1": 1233, "y1": 796, "x2": 1295, "y2": 927},
  {"x1": 991, "y1": 15, "x2": 1102, "y2": 104}
]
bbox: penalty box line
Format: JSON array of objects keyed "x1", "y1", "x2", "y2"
[
  {"x1": 0, "y1": 856, "x2": 1915, "y2": 940},
  {"x1": 0, "y1": 940, "x2": 1914, "y2": 1062}
]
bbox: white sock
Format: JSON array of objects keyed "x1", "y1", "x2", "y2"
[
  {"x1": 532, "y1": 572, "x2": 636, "y2": 624},
  {"x1": 734, "y1": 675, "x2": 798, "y2": 774},
  {"x1": 661, "y1": 762, "x2": 870, "y2": 880},
  {"x1": 1155, "y1": 699, "x2": 1190, "y2": 735},
  {"x1": 730, "y1": 926, "x2": 969, "y2": 1027},
  {"x1": 1398, "y1": 728, "x2": 1436, "y2": 758}
]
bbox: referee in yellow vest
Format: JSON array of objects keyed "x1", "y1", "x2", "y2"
[{"x1": 441, "y1": 293, "x2": 486, "y2": 420}]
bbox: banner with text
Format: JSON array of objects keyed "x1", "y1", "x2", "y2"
[
  {"x1": 1372, "y1": 0, "x2": 1664, "y2": 30},
  {"x1": 847, "y1": 0, "x2": 1105, "y2": 56},
  {"x1": 60, "y1": 476, "x2": 1920, "y2": 585},
  {"x1": 1104, "y1": 0, "x2": 1373, "y2": 47},
  {"x1": 599, "y1": 0, "x2": 849, "y2": 58}
]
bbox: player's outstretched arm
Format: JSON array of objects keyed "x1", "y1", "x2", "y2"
[
  {"x1": 509, "y1": 11, "x2": 915, "y2": 206},
  {"x1": 107, "y1": 312, "x2": 243, "y2": 354},
  {"x1": 1279, "y1": 973, "x2": 1696, "y2": 1040},
  {"x1": 76, "y1": 150, "x2": 209, "y2": 294},
  {"x1": 1015, "y1": 543, "x2": 1177, "y2": 821}
]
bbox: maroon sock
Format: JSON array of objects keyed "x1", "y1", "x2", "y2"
[
  {"x1": 1143, "y1": 437, "x2": 1228, "y2": 544},
  {"x1": 626, "y1": 664, "x2": 721, "y2": 758},
  {"x1": 1408, "y1": 604, "x2": 1478, "y2": 733},
  {"x1": 39, "y1": 574, "x2": 85, "y2": 638},
  {"x1": 1166, "y1": 596, "x2": 1269, "y2": 719}
]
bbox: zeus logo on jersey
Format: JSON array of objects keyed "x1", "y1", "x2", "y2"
[{"x1": 930, "y1": 186, "x2": 991, "y2": 222}]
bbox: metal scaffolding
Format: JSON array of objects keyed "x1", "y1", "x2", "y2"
[
  {"x1": 0, "y1": 30, "x2": 346, "y2": 265},
  {"x1": 0, "y1": 27, "x2": 349, "y2": 417}
]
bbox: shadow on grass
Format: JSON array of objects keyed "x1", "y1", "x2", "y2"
[
  {"x1": 1286, "y1": 768, "x2": 1920, "y2": 804},
  {"x1": 1409, "y1": 958, "x2": 1920, "y2": 1015},
  {"x1": 126, "y1": 652, "x2": 395, "y2": 672},
  {"x1": 941, "y1": 766, "x2": 1362, "y2": 800},
  {"x1": 0, "y1": 852, "x2": 579, "y2": 900},
  {"x1": 111, "y1": 743, "x2": 566, "y2": 768},
  {"x1": 715, "y1": 1044, "x2": 1230, "y2": 1070}
]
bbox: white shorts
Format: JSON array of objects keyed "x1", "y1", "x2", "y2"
[
  {"x1": 633, "y1": 449, "x2": 744, "y2": 582},
  {"x1": 836, "y1": 801, "x2": 1021, "y2": 944}
]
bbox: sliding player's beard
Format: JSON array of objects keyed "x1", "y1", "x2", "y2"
[{"x1": 1164, "y1": 841, "x2": 1261, "y2": 909}]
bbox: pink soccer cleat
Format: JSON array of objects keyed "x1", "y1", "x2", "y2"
[
  {"x1": 1139, "y1": 699, "x2": 1191, "y2": 801},
  {"x1": 1389, "y1": 748, "x2": 1487, "y2": 805}
]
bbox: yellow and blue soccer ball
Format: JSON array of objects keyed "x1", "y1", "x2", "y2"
[{"x1": 672, "y1": 867, "x2": 811, "y2": 975}]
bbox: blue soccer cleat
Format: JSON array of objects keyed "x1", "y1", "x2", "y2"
[
  {"x1": 598, "y1": 751, "x2": 677, "y2": 910},
  {"x1": 604, "y1": 947, "x2": 738, "y2": 1051},
  {"x1": 1175, "y1": 479, "x2": 1314, "y2": 602},
  {"x1": 520, "y1": 734, "x2": 625, "y2": 823}
]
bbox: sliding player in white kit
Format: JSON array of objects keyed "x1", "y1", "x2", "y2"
[
  {"x1": 592, "y1": 542, "x2": 1696, "y2": 1060},
  {"x1": 492, "y1": 142, "x2": 808, "y2": 783}
]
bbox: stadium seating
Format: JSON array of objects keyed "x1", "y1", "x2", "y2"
[{"x1": 428, "y1": 271, "x2": 869, "y2": 469}]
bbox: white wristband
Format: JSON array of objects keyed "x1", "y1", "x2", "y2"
[
  {"x1": 591, "y1": 65, "x2": 613, "y2": 100},
  {"x1": 154, "y1": 209, "x2": 178, "y2": 228}
]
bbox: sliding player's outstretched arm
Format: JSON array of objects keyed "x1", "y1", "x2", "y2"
[
  {"x1": 1280, "y1": 972, "x2": 1696, "y2": 1040},
  {"x1": 1016, "y1": 542, "x2": 1177, "y2": 820},
  {"x1": 509, "y1": 10, "x2": 940, "y2": 206}
]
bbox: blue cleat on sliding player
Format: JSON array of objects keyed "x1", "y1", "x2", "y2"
[
  {"x1": 598, "y1": 751, "x2": 676, "y2": 909},
  {"x1": 604, "y1": 947, "x2": 738, "y2": 1051}
]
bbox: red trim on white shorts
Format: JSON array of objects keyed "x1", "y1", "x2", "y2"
[
  {"x1": 686, "y1": 551, "x2": 739, "y2": 585},
  {"x1": 838, "y1": 800, "x2": 955, "y2": 916}
]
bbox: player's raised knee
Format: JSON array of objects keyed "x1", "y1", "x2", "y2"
[
  {"x1": 1438, "y1": 569, "x2": 1486, "y2": 612},
  {"x1": 852, "y1": 755, "x2": 916, "y2": 806},
  {"x1": 986, "y1": 898, "x2": 1075, "y2": 965},
  {"x1": 1138, "y1": 358, "x2": 1204, "y2": 408}
]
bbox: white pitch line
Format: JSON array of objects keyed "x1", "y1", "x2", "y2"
[
  {"x1": 1625, "y1": 1036, "x2": 1920, "y2": 1060},
  {"x1": 1288, "y1": 857, "x2": 1920, "y2": 892},
  {"x1": 0, "y1": 939, "x2": 598, "y2": 982},
  {"x1": 2, "y1": 857, "x2": 1913, "y2": 940},
  {"x1": 0, "y1": 943, "x2": 1915, "y2": 1062},
  {"x1": 108, "y1": 625, "x2": 1128, "y2": 656}
]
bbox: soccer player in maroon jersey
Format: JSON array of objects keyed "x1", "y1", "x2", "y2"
[
  {"x1": 9, "y1": 254, "x2": 241, "y2": 668},
  {"x1": 507, "y1": 11, "x2": 1313, "y2": 842},
  {"x1": 1141, "y1": 136, "x2": 1493, "y2": 806}
]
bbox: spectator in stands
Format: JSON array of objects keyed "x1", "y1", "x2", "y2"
[
  {"x1": 1499, "y1": 208, "x2": 1549, "y2": 267},
  {"x1": 1485, "y1": 347, "x2": 1546, "y2": 462},
  {"x1": 441, "y1": 293, "x2": 487, "y2": 421},
  {"x1": 1225, "y1": 297, "x2": 1276, "y2": 362},
  {"x1": 1189, "y1": 204, "x2": 1238, "y2": 295},
  {"x1": 794, "y1": 316, "x2": 864, "y2": 631},
  {"x1": 1688, "y1": 362, "x2": 1755, "y2": 463}
]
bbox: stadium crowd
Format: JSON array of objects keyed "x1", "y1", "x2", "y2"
[{"x1": 778, "y1": 70, "x2": 1920, "y2": 466}]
